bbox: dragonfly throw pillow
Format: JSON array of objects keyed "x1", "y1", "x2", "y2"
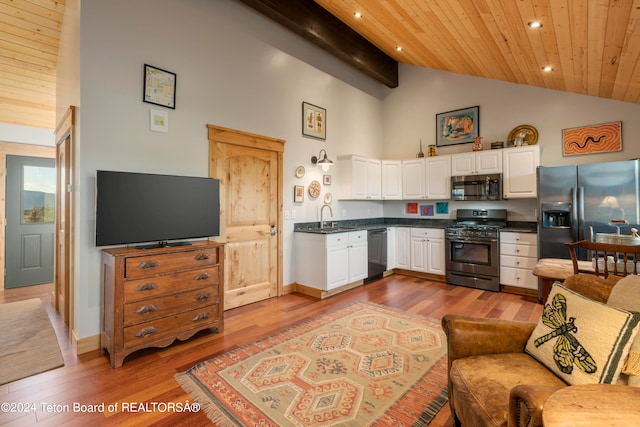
[{"x1": 525, "y1": 283, "x2": 640, "y2": 385}]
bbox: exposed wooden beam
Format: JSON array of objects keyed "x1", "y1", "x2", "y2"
[{"x1": 235, "y1": 0, "x2": 398, "y2": 88}]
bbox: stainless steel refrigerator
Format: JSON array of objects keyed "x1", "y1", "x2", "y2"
[{"x1": 537, "y1": 159, "x2": 640, "y2": 260}]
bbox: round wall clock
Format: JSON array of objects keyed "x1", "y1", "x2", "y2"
[
  {"x1": 295, "y1": 166, "x2": 305, "y2": 178},
  {"x1": 308, "y1": 180, "x2": 321, "y2": 198}
]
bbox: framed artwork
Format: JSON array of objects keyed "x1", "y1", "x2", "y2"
[
  {"x1": 149, "y1": 109, "x2": 169, "y2": 133},
  {"x1": 562, "y1": 121, "x2": 622, "y2": 156},
  {"x1": 406, "y1": 203, "x2": 418, "y2": 214},
  {"x1": 294, "y1": 185, "x2": 304, "y2": 203},
  {"x1": 143, "y1": 64, "x2": 176, "y2": 109},
  {"x1": 436, "y1": 106, "x2": 479, "y2": 147},
  {"x1": 323, "y1": 175, "x2": 331, "y2": 185},
  {"x1": 302, "y1": 102, "x2": 326, "y2": 140},
  {"x1": 420, "y1": 205, "x2": 435, "y2": 216}
]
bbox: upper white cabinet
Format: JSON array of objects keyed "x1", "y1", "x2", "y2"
[
  {"x1": 338, "y1": 155, "x2": 381, "y2": 200},
  {"x1": 381, "y1": 160, "x2": 403, "y2": 200},
  {"x1": 425, "y1": 155, "x2": 451, "y2": 199},
  {"x1": 402, "y1": 158, "x2": 425, "y2": 199},
  {"x1": 451, "y1": 151, "x2": 502, "y2": 175},
  {"x1": 502, "y1": 146, "x2": 540, "y2": 199}
]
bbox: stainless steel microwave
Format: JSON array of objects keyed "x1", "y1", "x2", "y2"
[{"x1": 451, "y1": 173, "x2": 502, "y2": 201}]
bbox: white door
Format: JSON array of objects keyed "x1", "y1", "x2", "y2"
[
  {"x1": 327, "y1": 244, "x2": 349, "y2": 289},
  {"x1": 410, "y1": 237, "x2": 427, "y2": 272},
  {"x1": 349, "y1": 240, "x2": 368, "y2": 281},
  {"x1": 427, "y1": 238, "x2": 445, "y2": 275}
]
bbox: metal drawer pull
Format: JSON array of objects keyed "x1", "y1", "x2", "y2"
[
  {"x1": 135, "y1": 327, "x2": 157, "y2": 338},
  {"x1": 192, "y1": 312, "x2": 210, "y2": 322},
  {"x1": 135, "y1": 282, "x2": 158, "y2": 292},
  {"x1": 195, "y1": 292, "x2": 211, "y2": 302},
  {"x1": 136, "y1": 304, "x2": 158, "y2": 315},
  {"x1": 194, "y1": 273, "x2": 210, "y2": 281},
  {"x1": 138, "y1": 260, "x2": 159, "y2": 270},
  {"x1": 195, "y1": 253, "x2": 211, "y2": 261}
]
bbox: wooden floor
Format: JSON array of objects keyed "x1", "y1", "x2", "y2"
[{"x1": 0, "y1": 275, "x2": 543, "y2": 426}]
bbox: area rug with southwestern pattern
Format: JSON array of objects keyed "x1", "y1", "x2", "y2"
[{"x1": 176, "y1": 302, "x2": 448, "y2": 426}]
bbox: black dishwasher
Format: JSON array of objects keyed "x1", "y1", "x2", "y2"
[{"x1": 366, "y1": 228, "x2": 387, "y2": 282}]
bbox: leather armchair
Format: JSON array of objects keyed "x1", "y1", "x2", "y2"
[{"x1": 442, "y1": 273, "x2": 632, "y2": 427}]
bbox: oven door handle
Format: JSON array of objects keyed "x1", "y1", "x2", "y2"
[{"x1": 446, "y1": 237, "x2": 498, "y2": 243}]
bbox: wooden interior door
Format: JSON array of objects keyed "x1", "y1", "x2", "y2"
[
  {"x1": 208, "y1": 125, "x2": 284, "y2": 310},
  {"x1": 54, "y1": 106, "x2": 74, "y2": 325}
]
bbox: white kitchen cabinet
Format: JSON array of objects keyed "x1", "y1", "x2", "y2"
[
  {"x1": 367, "y1": 158, "x2": 382, "y2": 199},
  {"x1": 386, "y1": 227, "x2": 397, "y2": 269},
  {"x1": 425, "y1": 155, "x2": 451, "y2": 199},
  {"x1": 402, "y1": 158, "x2": 425, "y2": 199},
  {"x1": 338, "y1": 155, "x2": 381, "y2": 200},
  {"x1": 500, "y1": 231, "x2": 538, "y2": 290},
  {"x1": 502, "y1": 145, "x2": 540, "y2": 199},
  {"x1": 451, "y1": 151, "x2": 502, "y2": 175},
  {"x1": 395, "y1": 227, "x2": 411, "y2": 269},
  {"x1": 410, "y1": 228, "x2": 445, "y2": 275},
  {"x1": 295, "y1": 230, "x2": 368, "y2": 291},
  {"x1": 382, "y1": 160, "x2": 403, "y2": 199}
]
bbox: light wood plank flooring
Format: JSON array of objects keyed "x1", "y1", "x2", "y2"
[{"x1": 0, "y1": 275, "x2": 542, "y2": 426}]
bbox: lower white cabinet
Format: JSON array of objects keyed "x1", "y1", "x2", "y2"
[
  {"x1": 500, "y1": 231, "x2": 538, "y2": 290},
  {"x1": 386, "y1": 227, "x2": 397, "y2": 269},
  {"x1": 295, "y1": 230, "x2": 368, "y2": 291},
  {"x1": 395, "y1": 227, "x2": 411, "y2": 269},
  {"x1": 410, "y1": 228, "x2": 445, "y2": 275}
]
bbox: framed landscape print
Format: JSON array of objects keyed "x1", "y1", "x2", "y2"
[{"x1": 436, "y1": 106, "x2": 479, "y2": 147}]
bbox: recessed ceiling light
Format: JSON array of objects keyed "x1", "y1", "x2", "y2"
[
  {"x1": 354, "y1": 12, "x2": 363, "y2": 18},
  {"x1": 542, "y1": 66, "x2": 554, "y2": 72},
  {"x1": 528, "y1": 21, "x2": 543, "y2": 28},
  {"x1": 396, "y1": 46, "x2": 403, "y2": 51}
]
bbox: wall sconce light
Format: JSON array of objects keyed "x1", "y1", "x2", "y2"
[{"x1": 311, "y1": 149, "x2": 333, "y2": 172}]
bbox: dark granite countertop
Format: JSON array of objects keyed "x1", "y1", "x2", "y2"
[{"x1": 295, "y1": 218, "x2": 537, "y2": 234}]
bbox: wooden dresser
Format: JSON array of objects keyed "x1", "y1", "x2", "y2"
[{"x1": 101, "y1": 242, "x2": 224, "y2": 367}]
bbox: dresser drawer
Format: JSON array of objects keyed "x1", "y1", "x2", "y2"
[
  {"x1": 125, "y1": 248, "x2": 219, "y2": 279},
  {"x1": 124, "y1": 266, "x2": 218, "y2": 302},
  {"x1": 123, "y1": 304, "x2": 220, "y2": 346},
  {"x1": 123, "y1": 286, "x2": 219, "y2": 326}
]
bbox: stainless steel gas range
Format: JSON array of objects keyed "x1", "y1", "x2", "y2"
[{"x1": 445, "y1": 209, "x2": 507, "y2": 292}]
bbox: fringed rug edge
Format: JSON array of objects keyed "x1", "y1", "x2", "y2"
[{"x1": 175, "y1": 372, "x2": 238, "y2": 427}]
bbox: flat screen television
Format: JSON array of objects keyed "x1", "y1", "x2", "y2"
[{"x1": 95, "y1": 170, "x2": 220, "y2": 248}]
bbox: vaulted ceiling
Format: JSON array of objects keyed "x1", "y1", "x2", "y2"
[
  {"x1": 3, "y1": 0, "x2": 640, "y2": 131},
  {"x1": 0, "y1": 0, "x2": 64, "y2": 130}
]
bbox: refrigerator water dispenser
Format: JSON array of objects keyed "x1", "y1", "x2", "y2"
[{"x1": 542, "y1": 203, "x2": 571, "y2": 228}]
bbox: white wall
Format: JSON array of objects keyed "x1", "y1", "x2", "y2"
[
  {"x1": 61, "y1": 0, "x2": 386, "y2": 339},
  {"x1": 0, "y1": 123, "x2": 54, "y2": 146},
  {"x1": 58, "y1": 0, "x2": 640, "y2": 340},
  {"x1": 382, "y1": 65, "x2": 640, "y2": 165}
]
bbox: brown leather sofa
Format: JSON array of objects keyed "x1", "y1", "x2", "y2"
[{"x1": 441, "y1": 273, "x2": 638, "y2": 427}]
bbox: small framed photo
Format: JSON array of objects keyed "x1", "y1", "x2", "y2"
[
  {"x1": 144, "y1": 64, "x2": 176, "y2": 109},
  {"x1": 294, "y1": 185, "x2": 304, "y2": 203},
  {"x1": 302, "y1": 102, "x2": 326, "y2": 140},
  {"x1": 323, "y1": 175, "x2": 331, "y2": 185},
  {"x1": 149, "y1": 109, "x2": 168, "y2": 132},
  {"x1": 436, "y1": 105, "x2": 479, "y2": 147}
]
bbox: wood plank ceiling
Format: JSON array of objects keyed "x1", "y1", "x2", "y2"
[
  {"x1": 2, "y1": 0, "x2": 640, "y2": 131},
  {"x1": 270, "y1": 0, "x2": 640, "y2": 103},
  {"x1": 0, "y1": 0, "x2": 63, "y2": 130}
]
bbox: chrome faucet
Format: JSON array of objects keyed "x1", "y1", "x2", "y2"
[{"x1": 320, "y1": 204, "x2": 333, "y2": 229}]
